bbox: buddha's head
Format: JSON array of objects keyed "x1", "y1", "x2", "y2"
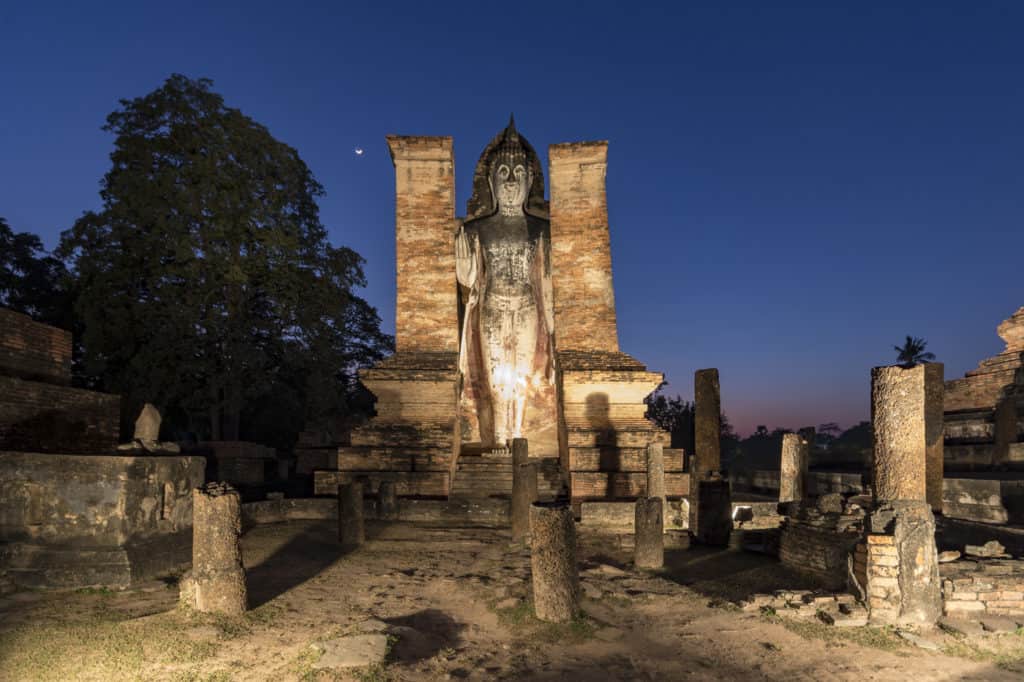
[{"x1": 488, "y1": 119, "x2": 533, "y2": 217}]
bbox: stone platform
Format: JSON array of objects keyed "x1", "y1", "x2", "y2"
[{"x1": 0, "y1": 451, "x2": 205, "y2": 588}]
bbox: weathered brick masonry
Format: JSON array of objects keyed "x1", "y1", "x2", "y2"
[
  {"x1": 941, "y1": 559, "x2": 1024, "y2": 617},
  {"x1": 0, "y1": 308, "x2": 72, "y2": 384}
]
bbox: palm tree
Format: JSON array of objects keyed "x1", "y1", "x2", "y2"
[{"x1": 894, "y1": 336, "x2": 936, "y2": 368}]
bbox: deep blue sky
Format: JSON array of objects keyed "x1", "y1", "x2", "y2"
[{"x1": 2, "y1": 2, "x2": 1022, "y2": 434}]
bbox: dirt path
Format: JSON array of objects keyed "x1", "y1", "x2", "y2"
[{"x1": 1, "y1": 520, "x2": 1021, "y2": 680}]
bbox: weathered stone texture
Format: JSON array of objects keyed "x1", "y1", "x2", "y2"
[
  {"x1": 189, "y1": 482, "x2": 247, "y2": 615},
  {"x1": 548, "y1": 141, "x2": 617, "y2": 352},
  {"x1": 694, "y1": 479, "x2": 732, "y2": 546},
  {"x1": 512, "y1": 462, "x2": 538, "y2": 542},
  {"x1": 646, "y1": 443, "x2": 665, "y2": 501},
  {"x1": 865, "y1": 501, "x2": 941, "y2": 626},
  {"x1": 0, "y1": 451, "x2": 204, "y2": 588},
  {"x1": 529, "y1": 503, "x2": 580, "y2": 623},
  {"x1": 872, "y1": 365, "x2": 928, "y2": 503},
  {"x1": 924, "y1": 363, "x2": 945, "y2": 511},
  {"x1": 694, "y1": 369, "x2": 721, "y2": 474},
  {"x1": 378, "y1": 481, "x2": 398, "y2": 521},
  {"x1": 134, "y1": 403, "x2": 161, "y2": 442},
  {"x1": 386, "y1": 136, "x2": 458, "y2": 353},
  {"x1": 942, "y1": 559, "x2": 1024, "y2": 617},
  {"x1": 0, "y1": 308, "x2": 72, "y2": 384},
  {"x1": 634, "y1": 496, "x2": 663, "y2": 569},
  {"x1": 0, "y1": 376, "x2": 120, "y2": 453},
  {"x1": 338, "y1": 482, "x2": 365, "y2": 547},
  {"x1": 779, "y1": 433, "x2": 808, "y2": 503}
]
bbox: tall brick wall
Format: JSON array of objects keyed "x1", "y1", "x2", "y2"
[
  {"x1": 0, "y1": 308, "x2": 72, "y2": 385},
  {"x1": 945, "y1": 307, "x2": 1024, "y2": 413},
  {"x1": 548, "y1": 141, "x2": 619, "y2": 352},
  {"x1": 0, "y1": 376, "x2": 120, "y2": 453},
  {"x1": 386, "y1": 136, "x2": 458, "y2": 353}
]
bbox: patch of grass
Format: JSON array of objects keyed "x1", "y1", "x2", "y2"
[
  {"x1": 354, "y1": 662, "x2": 393, "y2": 682},
  {"x1": 74, "y1": 586, "x2": 115, "y2": 596},
  {"x1": 291, "y1": 645, "x2": 323, "y2": 681},
  {"x1": 941, "y1": 636, "x2": 1024, "y2": 671},
  {"x1": 0, "y1": 606, "x2": 218, "y2": 681},
  {"x1": 494, "y1": 599, "x2": 597, "y2": 644},
  {"x1": 760, "y1": 611, "x2": 906, "y2": 652}
]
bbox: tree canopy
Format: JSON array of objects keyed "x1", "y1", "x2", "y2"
[
  {"x1": 58, "y1": 74, "x2": 392, "y2": 444},
  {"x1": 0, "y1": 217, "x2": 70, "y2": 327}
]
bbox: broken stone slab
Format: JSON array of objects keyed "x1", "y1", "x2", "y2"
[
  {"x1": 964, "y1": 540, "x2": 1009, "y2": 559},
  {"x1": 313, "y1": 634, "x2": 389, "y2": 670},
  {"x1": 980, "y1": 615, "x2": 1023, "y2": 633},
  {"x1": 938, "y1": 550, "x2": 961, "y2": 563},
  {"x1": 938, "y1": 617, "x2": 985, "y2": 638}
]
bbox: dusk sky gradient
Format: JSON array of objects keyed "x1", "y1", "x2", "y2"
[{"x1": 2, "y1": 1, "x2": 1022, "y2": 435}]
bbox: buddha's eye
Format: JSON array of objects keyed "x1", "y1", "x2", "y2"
[
  {"x1": 513, "y1": 165, "x2": 525, "y2": 180},
  {"x1": 498, "y1": 164, "x2": 510, "y2": 180}
]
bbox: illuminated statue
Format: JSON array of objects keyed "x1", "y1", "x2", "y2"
[{"x1": 456, "y1": 119, "x2": 556, "y2": 449}]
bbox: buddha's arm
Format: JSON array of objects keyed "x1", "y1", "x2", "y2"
[{"x1": 455, "y1": 225, "x2": 477, "y2": 288}]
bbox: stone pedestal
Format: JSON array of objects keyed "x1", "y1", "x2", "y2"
[
  {"x1": 634, "y1": 496, "x2": 664, "y2": 568},
  {"x1": 863, "y1": 501, "x2": 941, "y2": 626},
  {"x1": 529, "y1": 502, "x2": 579, "y2": 623},
  {"x1": 338, "y1": 482, "x2": 365, "y2": 547},
  {"x1": 695, "y1": 478, "x2": 732, "y2": 546},
  {"x1": 779, "y1": 433, "x2": 808, "y2": 503},
  {"x1": 378, "y1": 481, "x2": 398, "y2": 521},
  {"x1": 512, "y1": 461, "x2": 538, "y2": 543},
  {"x1": 187, "y1": 482, "x2": 246, "y2": 615}
]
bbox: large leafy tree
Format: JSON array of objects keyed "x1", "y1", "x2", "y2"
[
  {"x1": 59, "y1": 75, "x2": 392, "y2": 443},
  {"x1": 0, "y1": 217, "x2": 71, "y2": 327}
]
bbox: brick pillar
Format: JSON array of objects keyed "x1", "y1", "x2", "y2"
[
  {"x1": 386, "y1": 135, "x2": 457, "y2": 353},
  {"x1": 548, "y1": 141, "x2": 618, "y2": 352}
]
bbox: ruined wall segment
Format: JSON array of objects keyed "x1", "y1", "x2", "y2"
[
  {"x1": 0, "y1": 308, "x2": 72, "y2": 385},
  {"x1": 548, "y1": 141, "x2": 618, "y2": 352},
  {"x1": 387, "y1": 135, "x2": 458, "y2": 353}
]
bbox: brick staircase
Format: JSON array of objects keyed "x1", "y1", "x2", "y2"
[{"x1": 450, "y1": 449, "x2": 564, "y2": 500}]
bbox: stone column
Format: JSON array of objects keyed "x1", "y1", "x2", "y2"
[
  {"x1": 646, "y1": 442, "x2": 665, "y2": 501},
  {"x1": 867, "y1": 364, "x2": 941, "y2": 626},
  {"x1": 529, "y1": 502, "x2": 580, "y2": 623},
  {"x1": 634, "y1": 496, "x2": 664, "y2": 569},
  {"x1": 188, "y1": 482, "x2": 247, "y2": 615},
  {"x1": 694, "y1": 369, "x2": 721, "y2": 474},
  {"x1": 338, "y1": 482, "x2": 365, "y2": 547},
  {"x1": 924, "y1": 363, "x2": 944, "y2": 512},
  {"x1": 779, "y1": 433, "x2": 808, "y2": 503},
  {"x1": 512, "y1": 462, "x2": 539, "y2": 543},
  {"x1": 385, "y1": 135, "x2": 458, "y2": 353},
  {"x1": 871, "y1": 365, "x2": 928, "y2": 503},
  {"x1": 378, "y1": 480, "x2": 398, "y2": 521},
  {"x1": 548, "y1": 141, "x2": 619, "y2": 352}
]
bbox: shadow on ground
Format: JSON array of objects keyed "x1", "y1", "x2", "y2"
[
  {"x1": 244, "y1": 521, "x2": 351, "y2": 608},
  {"x1": 661, "y1": 546, "x2": 829, "y2": 602},
  {"x1": 385, "y1": 608, "x2": 466, "y2": 662}
]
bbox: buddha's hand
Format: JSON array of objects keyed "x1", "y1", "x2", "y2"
[{"x1": 455, "y1": 226, "x2": 477, "y2": 286}]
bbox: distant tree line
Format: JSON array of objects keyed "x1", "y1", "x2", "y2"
[
  {"x1": 1, "y1": 75, "x2": 392, "y2": 449},
  {"x1": 644, "y1": 386, "x2": 872, "y2": 471}
]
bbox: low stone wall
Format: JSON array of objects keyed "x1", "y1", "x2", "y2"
[
  {"x1": 0, "y1": 309, "x2": 72, "y2": 384},
  {"x1": 943, "y1": 478, "x2": 1024, "y2": 525},
  {"x1": 730, "y1": 470, "x2": 865, "y2": 498},
  {"x1": 941, "y1": 559, "x2": 1024, "y2": 617},
  {"x1": 0, "y1": 376, "x2": 120, "y2": 453},
  {"x1": 0, "y1": 451, "x2": 205, "y2": 588},
  {"x1": 778, "y1": 522, "x2": 861, "y2": 590},
  {"x1": 240, "y1": 496, "x2": 510, "y2": 528}
]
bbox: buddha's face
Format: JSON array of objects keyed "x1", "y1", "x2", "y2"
[{"x1": 491, "y1": 159, "x2": 529, "y2": 215}]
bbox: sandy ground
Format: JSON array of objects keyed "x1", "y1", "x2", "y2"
[{"x1": 1, "y1": 519, "x2": 1023, "y2": 681}]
